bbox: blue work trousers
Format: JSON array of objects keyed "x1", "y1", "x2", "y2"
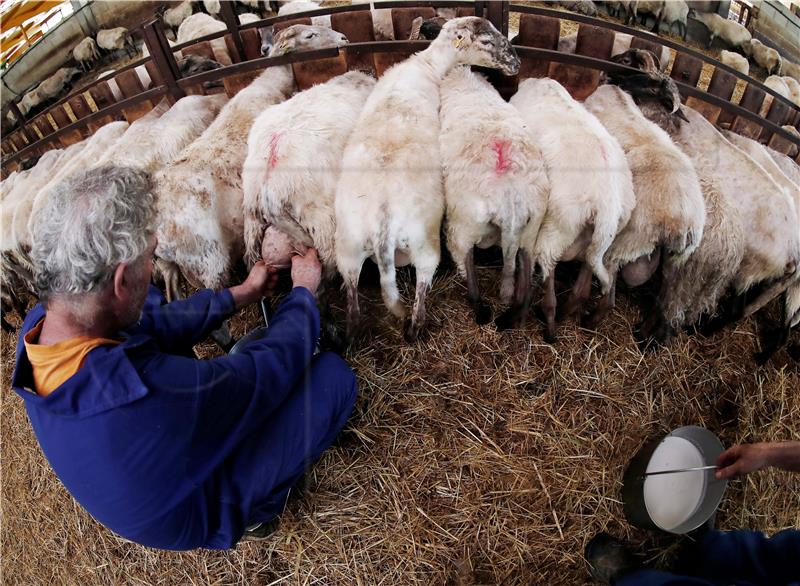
[{"x1": 618, "y1": 529, "x2": 800, "y2": 586}]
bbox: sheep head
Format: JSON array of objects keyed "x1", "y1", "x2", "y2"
[
  {"x1": 606, "y1": 50, "x2": 688, "y2": 123},
  {"x1": 438, "y1": 17, "x2": 520, "y2": 76},
  {"x1": 268, "y1": 24, "x2": 348, "y2": 57}
]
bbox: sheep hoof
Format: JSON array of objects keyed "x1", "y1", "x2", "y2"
[
  {"x1": 581, "y1": 313, "x2": 601, "y2": 331},
  {"x1": 494, "y1": 309, "x2": 518, "y2": 331},
  {"x1": 474, "y1": 303, "x2": 492, "y2": 326},
  {"x1": 543, "y1": 329, "x2": 557, "y2": 345},
  {"x1": 753, "y1": 350, "x2": 773, "y2": 366},
  {"x1": 403, "y1": 318, "x2": 422, "y2": 343}
]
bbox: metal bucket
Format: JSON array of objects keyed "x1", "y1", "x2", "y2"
[
  {"x1": 229, "y1": 299, "x2": 269, "y2": 356},
  {"x1": 622, "y1": 426, "x2": 728, "y2": 534}
]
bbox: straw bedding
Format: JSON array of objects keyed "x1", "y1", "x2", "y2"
[{"x1": 2, "y1": 264, "x2": 798, "y2": 585}]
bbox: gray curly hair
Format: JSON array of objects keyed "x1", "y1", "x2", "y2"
[{"x1": 31, "y1": 165, "x2": 156, "y2": 303}]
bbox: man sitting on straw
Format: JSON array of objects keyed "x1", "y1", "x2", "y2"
[
  {"x1": 11, "y1": 166, "x2": 357, "y2": 550},
  {"x1": 585, "y1": 440, "x2": 800, "y2": 585}
]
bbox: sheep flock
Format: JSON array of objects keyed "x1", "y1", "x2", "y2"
[{"x1": 3, "y1": 7, "x2": 800, "y2": 368}]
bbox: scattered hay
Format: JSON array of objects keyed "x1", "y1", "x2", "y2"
[{"x1": 2, "y1": 267, "x2": 798, "y2": 585}]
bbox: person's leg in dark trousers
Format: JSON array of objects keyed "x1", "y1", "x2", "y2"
[
  {"x1": 675, "y1": 529, "x2": 800, "y2": 585},
  {"x1": 218, "y1": 351, "x2": 358, "y2": 539}
]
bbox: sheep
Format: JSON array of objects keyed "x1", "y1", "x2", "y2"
[
  {"x1": 742, "y1": 38, "x2": 782, "y2": 76},
  {"x1": 582, "y1": 83, "x2": 706, "y2": 331},
  {"x1": 556, "y1": 1, "x2": 599, "y2": 16},
  {"x1": 204, "y1": 0, "x2": 221, "y2": 15},
  {"x1": 720, "y1": 49, "x2": 749, "y2": 75},
  {"x1": 722, "y1": 129, "x2": 800, "y2": 362},
  {"x1": 507, "y1": 78, "x2": 635, "y2": 341},
  {"x1": 165, "y1": 0, "x2": 195, "y2": 34},
  {"x1": 154, "y1": 25, "x2": 348, "y2": 305},
  {"x1": 96, "y1": 27, "x2": 135, "y2": 57},
  {"x1": 783, "y1": 76, "x2": 800, "y2": 106},
  {"x1": 558, "y1": 32, "x2": 670, "y2": 71},
  {"x1": 242, "y1": 71, "x2": 376, "y2": 346},
  {"x1": 16, "y1": 67, "x2": 81, "y2": 118},
  {"x1": 604, "y1": 51, "x2": 754, "y2": 346},
  {"x1": 692, "y1": 11, "x2": 751, "y2": 50},
  {"x1": 335, "y1": 17, "x2": 520, "y2": 342},
  {"x1": 660, "y1": 0, "x2": 689, "y2": 38},
  {"x1": 177, "y1": 12, "x2": 232, "y2": 65},
  {"x1": 758, "y1": 75, "x2": 791, "y2": 117},
  {"x1": 437, "y1": 66, "x2": 549, "y2": 326},
  {"x1": 631, "y1": 1, "x2": 664, "y2": 32},
  {"x1": 768, "y1": 149, "x2": 800, "y2": 188},
  {"x1": 243, "y1": 71, "x2": 375, "y2": 274},
  {"x1": 782, "y1": 59, "x2": 800, "y2": 83},
  {"x1": 606, "y1": 1, "x2": 633, "y2": 21},
  {"x1": 73, "y1": 37, "x2": 100, "y2": 72}
]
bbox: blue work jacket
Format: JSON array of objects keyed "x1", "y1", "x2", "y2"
[{"x1": 12, "y1": 285, "x2": 320, "y2": 550}]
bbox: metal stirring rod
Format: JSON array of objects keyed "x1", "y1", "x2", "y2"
[{"x1": 643, "y1": 465, "x2": 719, "y2": 477}]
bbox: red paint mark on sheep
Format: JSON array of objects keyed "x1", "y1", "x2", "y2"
[
  {"x1": 267, "y1": 132, "x2": 283, "y2": 170},
  {"x1": 491, "y1": 138, "x2": 513, "y2": 176}
]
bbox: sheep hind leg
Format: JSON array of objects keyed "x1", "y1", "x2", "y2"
[
  {"x1": 495, "y1": 249, "x2": 533, "y2": 331},
  {"x1": 404, "y1": 269, "x2": 434, "y2": 343},
  {"x1": 583, "y1": 271, "x2": 617, "y2": 331},
  {"x1": 754, "y1": 293, "x2": 789, "y2": 365},
  {"x1": 343, "y1": 271, "x2": 362, "y2": 345},
  {"x1": 541, "y1": 271, "x2": 558, "y2": 344},
  {"x1": 375, "y1": 245, "x2": 405, "y2": 322},
  {"x1": 464, "y1": 248, "x2": 492, "y2": 325},
  {"x1": 318, "y1": 282, "x2": 345, "y2": 353},
  {"x1": 559, "y1": 261, "x2": 593, "y2": 322}
]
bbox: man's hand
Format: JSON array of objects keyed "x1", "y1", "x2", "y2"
[
  {"x1": 292, "y1": 248, "x2": 322, "y2": 296},
  {"x1": 229, "y1": 261, "x2": 280, "y2": 310},
  {"x1": 715, "y1": 441, "x2": 800, "y2": 480}
]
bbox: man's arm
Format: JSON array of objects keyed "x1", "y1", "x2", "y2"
[
  {"x1": 128, "y1": 264, "x2": 278, "y2": 350},
  {"x1": 179, "y1": 287, "x2": 321, "y2": 479},
  {"x1": 716, "y1": 441, "x2": 800, "y2": 479}
]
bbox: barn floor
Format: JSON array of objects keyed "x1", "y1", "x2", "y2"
[{"x1": 2, "y1": 264, "x2": 798, "y2": 585}]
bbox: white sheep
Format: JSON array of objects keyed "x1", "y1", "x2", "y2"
[
  {"x1": 556, "y1": 1, "x2": 598, "y2": 16},
  {"x1": 631, "y1": 0, "x2": 664, "y2": 32},
  {"x1": 660, "y1": 0, "x2": 689, "y2": 38},
  {"x1": 582, "y1": 84, "x2": 706, "y2": 329},
  {"x1": 243, "y1": 71, "x2": 375, "y2": 276},
  {"x1": 335, "y1": 17, "x2": 520, "y2": 342},
  {"x1": 768, "y1": 148, "x2": 800, "y2": 188},
  {"x1": 742, "y1": 38, "x2": 782, "y2": 76},
  {"x1": 720, "y1": 49, "x2": 749, "y2": 75},
  {"x1": 692, "y1": 11, "x2": 751, "y2": 50},
  {"x1": 509, "y1": 78, "x2": 635, "y2": 341},
  {"x1": 16, "y1": 67, "x2": 81, "y2": 117},
  {"x1": 438, "y1": 66, "x2": 549, "y2": 326},
  {"x1": 782, "y1": 59, "x2": 800, "y2": 83},
  {"x1": 722, "y1": 129, "x2": 800, "y2": 361},
  {"x1": 96, "y1": 27, "x2": 135, "y2": 56},
  {"x1": 758, "y1": 75, "x2": 791, "y2": 118},
  {"x1": 783, "y1": 76, "x2": 800, "y2": 106},
  {"x1": 73, "y1": 37, "x2": 100, "y2": 72},
  {"x1": 177, "y1": 12, "x2": 232, "y2": 65},
  {"x1": 204, "y1": 0, "x2": 221, "y2": 15},
  {"x1": 676, "y1": 107, "x2": 799, "y2": 324},
  {"x1": 155, "y1": 25, "x2": 348, "y2": 303},
  {"x1": 165, "y1": 0, "x2": 195, "y2": 32}
]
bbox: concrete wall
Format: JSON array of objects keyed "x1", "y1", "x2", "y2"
[
  {"x1": 752, "y1": 0, "x2": 800, "y2": 63},
  {"x1": 1, "y1": 1, "x2": 164, "y2": 109}
]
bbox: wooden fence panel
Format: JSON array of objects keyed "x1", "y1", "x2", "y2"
[
  {"x1": 391, "y1": 7, "x2": 436, "y2": 40},
  {"x1": 333, "y1": 11, "x2": 376, "y2": 74},
  {"x1": 292, "y1": 53, "x2": 349, "y2": 91},
  {"x1": 550, "y1": 24, "x2": 614, "y2": 100},
  {"x1": 516, "y1": 14, "x2": 560, "y2": 79}
]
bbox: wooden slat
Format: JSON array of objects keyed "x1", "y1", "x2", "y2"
[
  {"x1": 116, "y1": 69, "x2": 146, "y2": 98},
  {"x1": 669, "y1": 52, "x2": 703, "y2": 89},
  {"x1": 391, "y1": 7, "x2": 436, "y2": 40},
  {"x1": 223, "y1": 69, "x2": 263, "y2": 97},
  {"x1": 241, "y1": 28, "x2": 263, "y2": 60},
  {"x1": 331, "y1": 10, "x2": 375, "y2": 43},
  {"x1": 550, "y1": 24, "x2": 614, "y2": 100},
  {"x1": 292, "y1": 53, "x2": 349, "y2": 91},
  {"x1": 32, "y1": 114, "x2": 55, "y2": 137},
  {"x1": 767, "y1": 132, "x2": 799, "y2": 158},
  {"x1": 629, "y1": 36, "x2": 665, "y2": 68},
  {"x1": 68, "y1": 94, "x2": 92, "y2": 120},
  {"x1": 181, "y1": 40, "x2": 217, "y2": 62},
  {"x1": 88, "y1": 81, "x2": 117, "y2": 111},
  {"x1": 516, "y1": 14, "x2": 560, "y2": 79},
  {"x1": 373, "y1": 51, "x2": 409, "y2": 77}
]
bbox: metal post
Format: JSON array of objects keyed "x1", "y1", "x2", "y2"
[
  {"x1": 485, "y1": 0, "x2": 509, "y2": 36},
  {"x1": 142, "y1": 19, "x2": 185, "y2": 104},
  {"x1": 219, "y1": 0, "x2": 245, "y2": 64}
]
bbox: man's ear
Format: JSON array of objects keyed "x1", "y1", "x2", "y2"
[{"x1": 112, "y1": 262, "x2": 130, "y2": 300}]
